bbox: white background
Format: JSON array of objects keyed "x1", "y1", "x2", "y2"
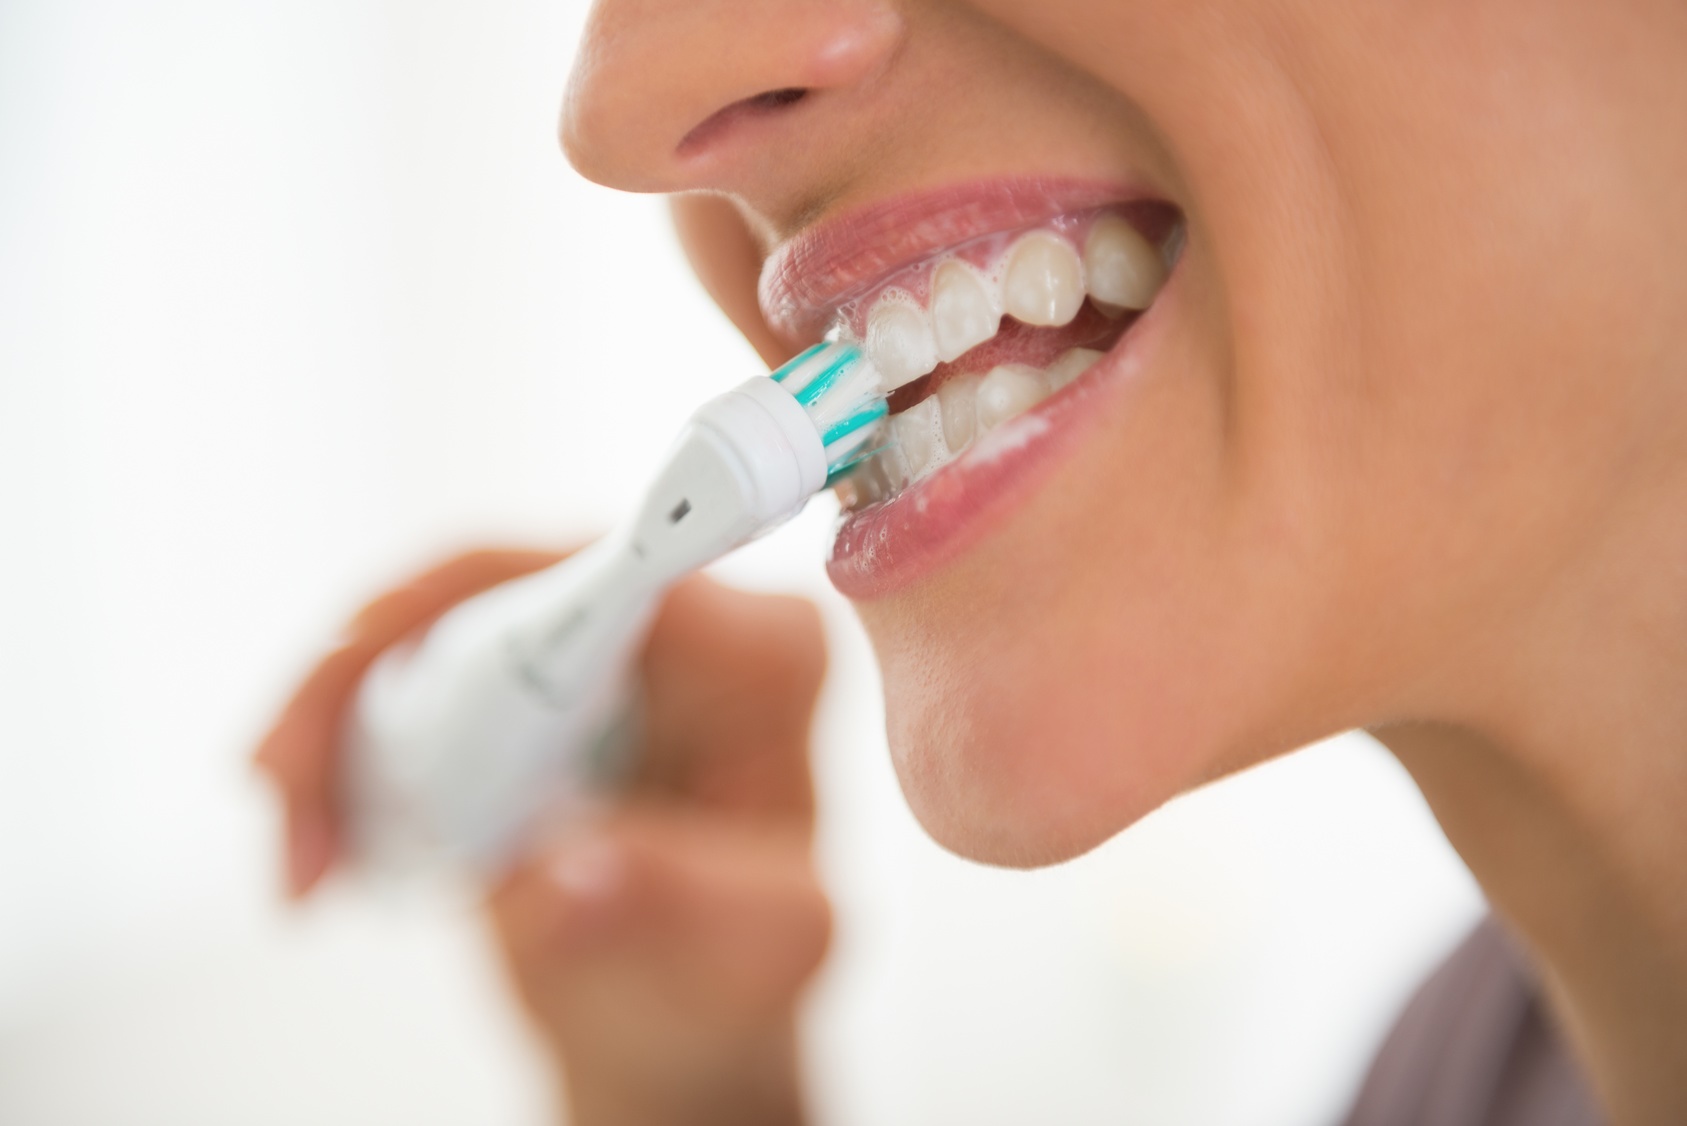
[{"x1": 0, "y1": 2, "x2": 1485, "y2": 1123}]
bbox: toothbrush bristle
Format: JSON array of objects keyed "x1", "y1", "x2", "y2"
[{"x1": 774, "y1": 341, "x2": 887, "y2": 476}]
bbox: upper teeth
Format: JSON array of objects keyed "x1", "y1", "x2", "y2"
[
  {"x1": 930, "y1": 260, "x2": 999, "y2": 362},
  {"x1": 1002, "y1": 233, "x2": 1085, "y2": 327},
  {"x1": 852, "y1": 213, "x2": 1168, "y2": 393},
  {"x1": 865, "y1": 292, "x2": 939, "y2": 389},
  {"x1": 830, "y1": 209, "x2": 1175, "y2": 509},
  {"x1": 1084, "y1": 215, "x2": 1167, "y2": 312}
]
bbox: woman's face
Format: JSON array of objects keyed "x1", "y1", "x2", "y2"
[{"x1": 564, "y1": 1, "x2": 1687, "y2": 864}]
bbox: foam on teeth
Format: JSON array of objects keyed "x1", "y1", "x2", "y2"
[
  {"x1": 866, "y1": 291, "x2": 939, "y2": 391},
  {"x1": 891, "y1": 396, "x2": 947, "y2": 478},
  {"x1": 930, "y1": 261, "x2": 1000, "y2": 362}
]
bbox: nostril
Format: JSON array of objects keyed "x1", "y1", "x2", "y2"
[
  {"x1": 678, "y1": 87, "x2": 812, "y2": 156},
  {"x1": 746, "y1": 87, "x2": 808, "y2": 110}
]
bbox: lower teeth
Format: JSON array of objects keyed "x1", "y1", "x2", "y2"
[{"x1": 840, "y1": 346, "x2": 1104, "y2": 506}]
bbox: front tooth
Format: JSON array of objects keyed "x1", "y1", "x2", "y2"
[
  {"x1": 937, "y1": 374, "x2": 981, "y2": 452},
  {"x1": 1083, "y1": 216, "x2": 1166, "y2": 310},
  {"x1": 930, "y1": 261, "x2": 999, "y2": 362},
  {"x1": 867, "y1": 295, "x2": 939, "y2": 390},
  {"x1": 891, "y1": 396, "x2": 946, "y2": 477},
  {"x1": 1046, "y1": 347, "x2": 1104, "y2": 392},
  {"x1": 1002, "y1": 232, "x2": 1085, "y2": 327},
  {"x1": 976, "y1": 364, "x2": 1049, "y2": 431}
]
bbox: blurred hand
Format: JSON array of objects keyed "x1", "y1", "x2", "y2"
[{"x1": 256, "y1": 550, "x2": 832, "y2": 1126}]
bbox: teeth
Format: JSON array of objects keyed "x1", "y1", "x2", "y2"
[
  {"x1": 834, "y1": 208, "x2": 1177, "y2": 509},
  {"x1": 930, "y1": 261, "x2": 1000, "y2": 362},
  {"x1": 841, "y1": 446, "x2": 904, "y2": 506},
  {"x1": 936, "y1": 373, "x2": 980, "y2": 451},
  {"x1": 1045, "y1": 347, "x2": 1104, "y2": 392},
  {"x1": 1083, "y1": 216, "x2": 1166, "y2": 311},
  {"x1": 976, "y1": 364, "x2": 1050, "y2": 431},
  {"x1": 866, "y1": 293, "x2": 939, "y2": 390},
  {"x1": 1002, "y1": 232, "x2": 1085, "y2": 327},
  {"x1": 891, "y1": 396, "x2": 947, "y2": 478},
  {"x1": 853, "y1": 356, "x2": 1069, "y2": 505},
  {"x1": 881, "y1": 442, "x2": 912, "y2": 490}
]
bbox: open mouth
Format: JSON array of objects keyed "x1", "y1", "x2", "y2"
[
  {"x1": 758, "y1": 180, "x2": 1184, "y2": 593},
  {"x1": 825, "y1": 202, "x2": 1181, "y2": 506}
]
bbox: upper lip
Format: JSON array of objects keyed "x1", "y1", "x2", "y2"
[{"x1": 757, "y1": 177, "x2": 1142, "y2": 345}]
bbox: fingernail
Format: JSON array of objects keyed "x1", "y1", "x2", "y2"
[{"x1": 550, "y1": 836, "x2": 623, "y2": 902}]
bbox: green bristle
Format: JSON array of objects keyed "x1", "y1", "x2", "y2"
[{"x1": 783, "y1": 341, "x2": 887, "y2": 476}]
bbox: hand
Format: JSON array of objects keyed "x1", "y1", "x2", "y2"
[{"x1": 256, "y1": 550, "x2": 832, "y2": 1126}]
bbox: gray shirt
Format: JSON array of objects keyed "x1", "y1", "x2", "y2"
[{"x1": 1343, "y1": 917, "x2": 1604, "y2": 1126}]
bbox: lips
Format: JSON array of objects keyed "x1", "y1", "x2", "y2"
[{"x1": 757, "y1": 178, "x2": 1183, "y2": 598}]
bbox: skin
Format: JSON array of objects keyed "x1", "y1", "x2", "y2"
[{"x1": 261, "y1": 1, "x2": 1687, "y2": 1123}]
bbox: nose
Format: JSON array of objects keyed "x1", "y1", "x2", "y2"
[{"x1": 562, "y1": 0, "x2": 904, "y2": 194}]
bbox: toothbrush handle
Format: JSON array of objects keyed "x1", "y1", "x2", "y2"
[
  {"x1": 341, "y1": 375, "x2": 830, "y2": 880},
  {"x1": 342, "y1": 539, "x2": 661, "y2": 878}
]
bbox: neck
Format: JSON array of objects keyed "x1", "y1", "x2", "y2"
[{"x1": 1372, "y1": 500, "x2": 1687, "y2": 1125}]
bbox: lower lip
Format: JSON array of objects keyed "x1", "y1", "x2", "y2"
[{"x1": 826, "y1": 273, "x2": 1178, "y2": 599}]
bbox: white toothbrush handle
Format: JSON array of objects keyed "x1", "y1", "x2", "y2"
[
  {"x1": 343, "y1": 538, "x2": 659, "y2": 876},
  {"x1": 343, "y1": 376, "x2": 830, "y2": 878}
]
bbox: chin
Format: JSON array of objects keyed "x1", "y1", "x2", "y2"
[
  {"x1": 857, "y1": 522, "x2": 1252, "y2": 870},
  {"x1": 873, "y1": 634, "x2": 1215, "y2": 868}
]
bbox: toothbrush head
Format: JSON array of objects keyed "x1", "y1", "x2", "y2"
[
  {"x1": 768, "y1": 341, "x2": 888, "y2": 485},
  {"x1": 622, "y1": 342, "x2": 886, "y2": 576}
]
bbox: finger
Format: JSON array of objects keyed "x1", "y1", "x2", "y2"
[
  {"x1": 282, "y1": 793, "x2": 337, "y2": 899},
  {"x1": 254, "y1": 641, "x2": 380, "y2": 794},
  {"x1": 490, "y1": 810, "x2": 831, "y2": 1027},
  {"x1": 255, "y1": 548, "x2": 565, "y2": 894},
  {"x1": 638, "y1": 577, "x2": 828, "y2": 817}
]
